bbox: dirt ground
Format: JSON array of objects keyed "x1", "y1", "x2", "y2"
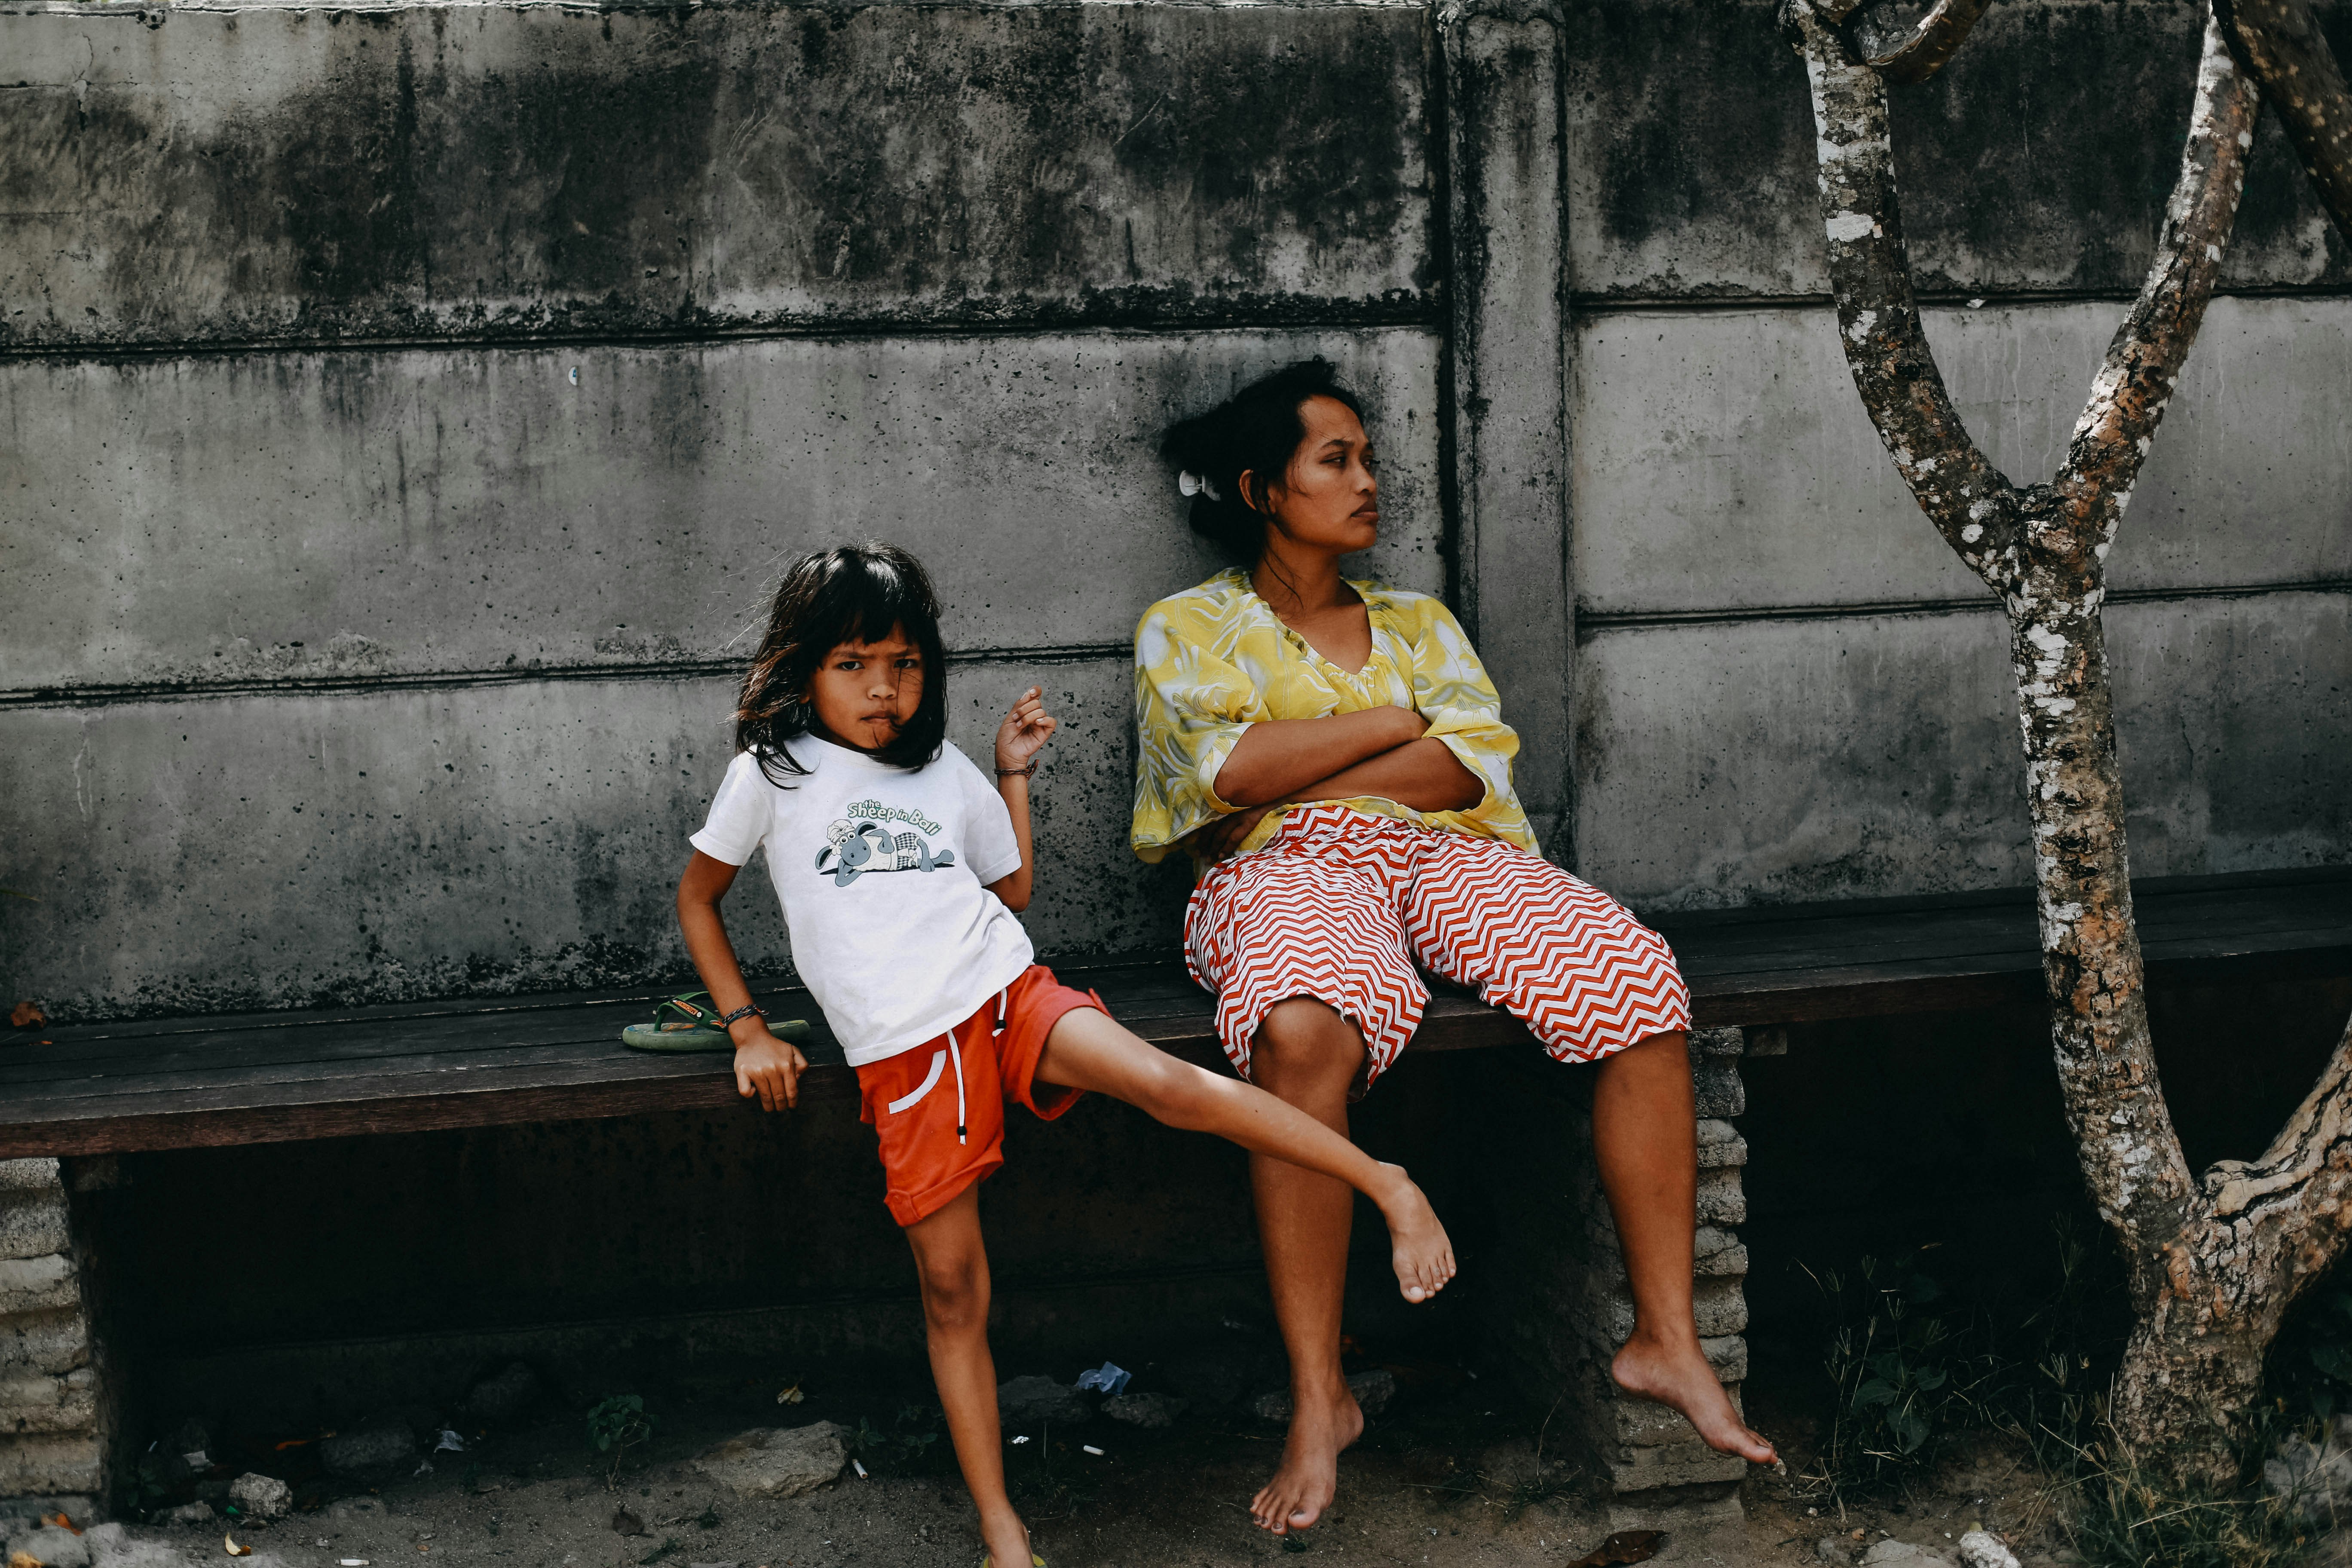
[{"x1": 110, "y1": 1363, "x2": 2076, "y2": 1568}]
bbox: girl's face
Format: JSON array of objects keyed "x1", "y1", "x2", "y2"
[
  {"x1": 806, "y1": 626, "x2": 925, "y2": 752},
  {"x1": 1249, "y1": 395, "x2": 1380, "y2": 557}
]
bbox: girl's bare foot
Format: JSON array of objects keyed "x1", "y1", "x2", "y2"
[
  {"x1": 978, "y1": 1505, "x2": 1034, "y2": 1568},
  {"x1": 1249, "y1": 1375, "x2": 1365, "y2": 1534},
  {"x1": 1373, "y1": 1163, "x2": 1456, "y2": 1303},
  {"x1": 1611, "y1": 1330, "x2": 1777, "y2": 1464}
]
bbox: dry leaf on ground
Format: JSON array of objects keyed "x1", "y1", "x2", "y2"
[{"x1": 1568, "y1": 1530, "x2": 1666, "y2": 1568}]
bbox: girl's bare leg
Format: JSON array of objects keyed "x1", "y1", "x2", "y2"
[
  {"x1": 1592, "y1": 1029, "x2": 1777, "y2": 1464},
  {"x1": 1034, "y1": 1004, "x2": 1454, "y2": 1302},
  {"x1": 903, "y1": 1187, "x2": 1035, "y2": 1568}
]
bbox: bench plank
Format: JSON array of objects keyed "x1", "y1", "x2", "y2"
[{"x1": 1, "y1": 872, "x2": 2341, "y2": 1159}]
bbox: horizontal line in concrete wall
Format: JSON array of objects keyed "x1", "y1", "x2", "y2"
[
  {"x1": 25, "y1": 0, "x2": 1434, "y2": 14},
  {"x1": 0, "y1": 643, "x2": 1133, "y2": 712},
  {"x1": 1574, "y1": 578, "x2": 2352, "y2": 637},
  {"x1": 1569, "y1": 283, "x2": 2352, "y2": 317},
  {"x1": 0, "y1": 301, "x2": 1446, "y2": 367}
]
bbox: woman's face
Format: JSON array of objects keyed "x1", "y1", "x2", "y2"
[
  {"x1": 805, "y1": 625, "x2": 924, "y2": 752},
  {"x1": 1250, "y1": 395, "x2": 1379, "y2": 556}
]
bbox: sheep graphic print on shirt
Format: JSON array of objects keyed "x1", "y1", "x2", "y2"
[
  {"x1": 818, "y1": 816, "x2": 958, "y2": 885},
  {"x1": 689, "y1": 735, "x2": 1035, "y2": 1067}
]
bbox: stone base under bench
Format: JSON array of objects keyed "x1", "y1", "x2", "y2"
[
  {"x1": 0, "y1": 1158, "x2": 113, "y2": 1510},
  {"x1": 1471, "y1": 1028, "x2": 1756, "y2": 1525}
]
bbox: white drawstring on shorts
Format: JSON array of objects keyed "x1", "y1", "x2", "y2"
[
  {"x1": 947, "y1": 1032, "x2": 968, "y2": 1145},
  {"x1": 894, "y1": 989, "x2": 1010, "y2": 1147}
]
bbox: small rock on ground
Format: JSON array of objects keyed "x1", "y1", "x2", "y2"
[
  {"x1": 691, "y1": 1421, "x2": 848, "y2": 1500},
  {"x1": 1101, "y1": 1392, "x2": 1189, "y2": 1429},
  {"x1": 7, "y1": 1524, "x2": 91, "y2": 1568},
  {"x1": 1857, "y1": 1542, "x2": 1956, "y2": 1568},
  {"x1": 157, "y1": 1503, "x2": 214, "y2": 1528},
  {"x1": 1957, "y1": 1531, "x2": 2023, "y2": 1568},
  {"x1": 319, "y1": 1418, "x2": 417, "y2": 1476},
  {"x1": 461, "y1": 1361, "x2": 542, "y2": 1426},
  {"x1": 1250, "y1": 1369, "x2": 1396, "y2": 1424},
  {"x1": 227, "y1": 1473, "x2": 291, "y2": 1520},
  {"x1": 2269, "y1": 1415, "x2": 2352, "y2": 1522},
  {"x1": 996, "y1": 1375, "x2": 1089, "y2": 1426}
]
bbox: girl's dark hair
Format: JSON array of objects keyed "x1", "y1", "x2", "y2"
[
  {"x1": 1159, "y1": 359, "x2": 1369, "y2": 566},
  {"x1": 735, "y1": 543, "x2": 948, "y2": 784}
]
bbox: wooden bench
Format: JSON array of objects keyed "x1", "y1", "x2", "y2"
[
  {"x1": 2, "y1": 868, "x2": 2344, "y2": 1159},
  {"x1": 0, "y1": 867, "x2": 2342, "y2": 1520}
]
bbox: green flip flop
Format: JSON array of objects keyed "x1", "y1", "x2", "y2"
[{"x1": 621, "y1": 992, "x2": 812, "y2": 1053}]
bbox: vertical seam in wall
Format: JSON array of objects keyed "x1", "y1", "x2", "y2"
[
  {"x1": 1432, "y1": 1, "x2": 1472, "y2": 634},
  {"x1": 1548, "y1": 9, "x2": 1577, "y2": 873}
]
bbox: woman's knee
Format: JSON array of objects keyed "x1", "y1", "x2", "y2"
[{"x1": 1252, "y1": 999, "x2": 1367, "y2": 1098}]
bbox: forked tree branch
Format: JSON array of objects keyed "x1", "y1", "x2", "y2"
[
  {"x1": 1788, "y1": 3, "x2": 2260, "y2": 582},
  {"x1": 1782, "y1": 0, "x2": 2024, "y2": 591},
  {"x1": 2217, "y1": 0, "x2": 2352, "y2": 239},
  {"x1": 1849, "y1": 0, "x2": 1994, "y2": 85}
]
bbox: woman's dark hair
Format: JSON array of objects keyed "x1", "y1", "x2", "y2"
[
  {"x1": 735, "y1": 543, "x2": 948, "y2": 784},
  {"x1": 1160, "y1": 359, "x2": 1369, "y2": 565}
]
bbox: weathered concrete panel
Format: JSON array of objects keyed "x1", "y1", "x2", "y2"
[
  {"x1": 0, "y1": 331, "x2": 1442, "y2": 692},
  {"x1": 1565, "y1": 0, "x2": 2352, "y2": 299},
  {"x1": 0, "y1": 0, "x2": 1433, "y2": 347},
  {"x1": 1575, "y1": 593, "x2": 2352, "y2": 909},
  {"x1": 0, "y1": 657, "x2": 1181, "y2": 1020},
  {"x1": 1573, "y1": 297, "x2": 2352, "y2": 615}
]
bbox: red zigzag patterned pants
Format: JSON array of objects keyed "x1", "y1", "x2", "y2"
[{"x1": 1184, "y1": 803, "x2": 1690, "y2": 1094}]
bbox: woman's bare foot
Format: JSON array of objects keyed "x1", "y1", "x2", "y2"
[
  {"x1": 1249, "y1": 1375, "x2": 1365, "y2": 1535},
  {"x1": 1372, "y1": 1163, "x2": 1456, "y2": 1303},
  {"x1": 1611, "y1": 1330, "x2": 1777, "y2": 1464}
]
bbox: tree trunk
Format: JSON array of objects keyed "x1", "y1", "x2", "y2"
[{"x1": 1782, "y1": 0, "x2": 2352, "y2": 1481}]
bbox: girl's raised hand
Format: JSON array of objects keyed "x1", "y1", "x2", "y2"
[{"x1": 996, "y1": 686, "x2": 1058, "y2": 772}]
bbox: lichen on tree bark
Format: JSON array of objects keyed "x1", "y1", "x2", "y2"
[{"x1": 1783, "y1": 0, "x2": 2352, "y2": 1479}]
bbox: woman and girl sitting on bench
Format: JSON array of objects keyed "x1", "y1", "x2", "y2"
[{"x1": 669, "y1": 360, "x2": 1776, "y2": 1567}]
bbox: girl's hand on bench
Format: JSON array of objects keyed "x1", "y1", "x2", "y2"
[{"x1": 733, "y1": 1028, "x2": 808, "y2": 1112}]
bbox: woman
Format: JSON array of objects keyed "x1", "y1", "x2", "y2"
[{"x1": 1133, "y1": 361, "x2": 1775, "y2": 1536}]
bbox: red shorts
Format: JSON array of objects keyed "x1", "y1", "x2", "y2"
[
  {"x1": 853, "y1": 964, "x2": 1105, "y2": 1227},
  {"x1": 1185, "y1": 803, "x2": 1690, "y2": 1096}
]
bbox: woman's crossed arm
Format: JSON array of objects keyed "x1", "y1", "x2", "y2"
[{"x1": 1194, "y1": 708, "x2": 1483, "y2": 860}]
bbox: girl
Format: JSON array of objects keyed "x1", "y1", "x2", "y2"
[
  {"x1": 1136, "y1": 362, "x2": 1776, "y2": 1536},
  {"x1": 674, "y1": 543, "x2": 1456, "y2": 1568}
]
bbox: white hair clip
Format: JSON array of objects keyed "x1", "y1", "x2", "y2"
[{"x1": 1178, "y1": 470, "x2": 1222, "y2": 502}]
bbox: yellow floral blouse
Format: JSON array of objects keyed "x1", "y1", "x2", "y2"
[{"x1": 1130, "y1": 568, "x2": 1536, "y2": 867}]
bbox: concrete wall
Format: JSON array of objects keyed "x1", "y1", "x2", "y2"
[
  {"x1": 0, "y1": 0, "x2": 1466, "y2": 1016},
  {"x1": 2, "y1": 0, "x2": 2346, "y2": 1015},
  {"x1": 1561, "y1": 0, "x2": 2352, "y2": 907}
]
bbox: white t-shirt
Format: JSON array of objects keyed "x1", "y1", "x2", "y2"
[{"x1": 689, "y1": 737, "x2": 1035, "y2": 1066}]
